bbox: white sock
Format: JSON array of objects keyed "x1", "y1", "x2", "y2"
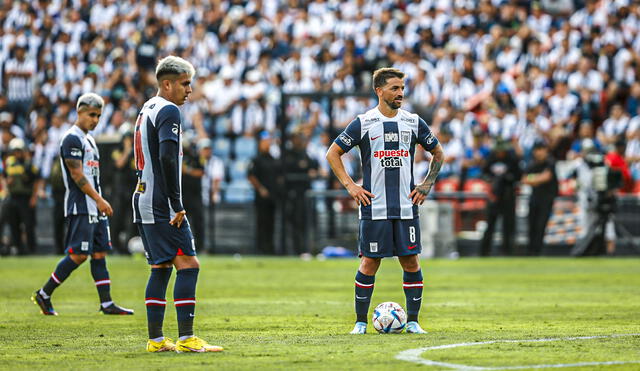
[
  {"x1": 179, "y1": 335, "x2": 194, "y2": 341},
  {"x1": 151, "y1": 336, "x2": 164, "y2": 342},
  {"x1": 101, "y1": 301, "x2": 113, "y2": 308},
  {"x1": 39, "y1": 289, "x2": 50, "y2": 299}
]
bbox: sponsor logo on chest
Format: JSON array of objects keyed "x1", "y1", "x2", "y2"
[{"x1": 384, "y1": 132, "x2": 398, "y2": 142}]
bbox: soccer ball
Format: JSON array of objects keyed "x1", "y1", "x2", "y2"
[{"x1": 372, "y1": 302, "x2": 407, "y2": 334}]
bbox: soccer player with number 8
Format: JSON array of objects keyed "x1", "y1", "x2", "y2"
[{"x1": 326, "y1": 68, "x2": 445, "y2": 335}]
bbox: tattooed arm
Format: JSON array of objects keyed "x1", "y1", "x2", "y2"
[
  {"x1": 64, "y1": 158, "x2": 113, "y2": 216},
  {"x1": 409, "y1": 143, "x2": 444, "y2": 205}
]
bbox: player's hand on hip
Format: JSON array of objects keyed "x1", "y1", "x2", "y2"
[
  {"x1": 97, "y1": 198, "x2": 113, "y2": 217},
  {"x1": 346, "y1": 183, "x2": 375, "y2": 206},
  {"x1": 170, "y1": 210, "x2": 187, "y2": 228},
  {"x1": 410, "y1": 182, "x2": 433, "y2": 205}
]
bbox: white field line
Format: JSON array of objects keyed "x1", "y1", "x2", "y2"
[{"x1": 395, "y1": 333, "x2": 640, "y2": 370}]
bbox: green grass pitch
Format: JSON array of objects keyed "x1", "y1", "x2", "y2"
[{"x1": 0, "y1": 256, "x2": 638, "y2": 370}]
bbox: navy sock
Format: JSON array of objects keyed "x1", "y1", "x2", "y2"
[
  {"x1": 174, "y1": 268, "x2": 199, "y2": 338},
  {"x1": 355, "y1": 271, "x2": 375, "y2": 323},
  {"x1": 42, "y1": 256, "x2": 80, "y2": 296},
  {"x1": 403, "y1": 270, "x2": 423, "y2": 323},
  {"x1": 90, "y1": 258, "x2": 112, "y2": 304},
  {"x1": 145, "y1": 267, "x2": 172, "y2": 339}
]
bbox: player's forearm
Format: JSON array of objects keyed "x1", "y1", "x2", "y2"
[
  {"x1": 326, "y1": 148, "x2": 355, "y2": 189},
  {"x1": 71, "y1": 173, "x2": 103, "y2": 202},
  {"x1": 159, "y1": 141, "x2": 184, "y2": 213},
  {"x1": 423, "y1": 145, "x2": 444, "y2": 185}
]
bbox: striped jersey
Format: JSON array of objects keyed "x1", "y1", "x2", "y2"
[
  {"x1": 132, "y1": 96, "x2": 183, "y2": 224},
  {"x1": 334, "y1": 107, "x2": 439, "y2": 220},
  {"x1": 60, "y1": 125, "x2": 102, "y2": 217}
]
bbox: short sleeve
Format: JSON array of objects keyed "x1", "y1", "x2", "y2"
[
  {"x1": 334, "y1": 118, "x2": 361, "y2": 152},
  {"x1": 60, "y1": 135, "x2": 84, "y2": 160},
  {"x1": 417, "y1": 118, "x2": 439, "y2": 151},
  {"x1": 156, "y1": 105, "x2": 181, "y2": 143}
]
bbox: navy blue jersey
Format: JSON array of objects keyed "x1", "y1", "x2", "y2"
[
  {"x1": 60, "y1": 125, "x2": 101, "y2": 216},
  {"x1": 335, "y1": 107, "x2": 439, "y2": 220},
  {"x1": 132, "y1": 96, "x2": 183, "y2": 224}
]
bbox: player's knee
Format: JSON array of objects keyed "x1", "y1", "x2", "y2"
[
  {"x1": 399, "y1": 255, "x2": 420, "y2": 272},
  {"x1": 69, "y1": 253, "x2": 88, "y2": 264},
  {"x1": 174, "y1": 255, "x2": 200, "y2": 270},
  {"x1": 359, "y1": 257, "x2": 381, "y2": 275},
  {"x1": 91, "y1": 252, "x2": 107, "y2": 260}
]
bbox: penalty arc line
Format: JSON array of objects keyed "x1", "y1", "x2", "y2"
[{"x1": 395, "y1": 333, "x2": 640, "y2": 370}]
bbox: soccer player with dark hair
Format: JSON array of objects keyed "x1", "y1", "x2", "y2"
[
  {"x1": 32, "y1": 93, "x2": 134, "y2": 316},
  {"x1": 326, "y1": 67, "x2": 445, "y2": 334},
  {"x1": 133, "y1": 56, "x2": 223, "y2": 353}
]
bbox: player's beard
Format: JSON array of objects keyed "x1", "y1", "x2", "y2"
[{"x1": 386, "y1": 97, "x2": 402, "y2": 109}]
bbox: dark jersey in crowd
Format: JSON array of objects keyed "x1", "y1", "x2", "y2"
[
  {"x1": 4, "y1": 155, "x2": 39, "y2": 196},
  {"x1": 525, "y1": 159, "x2": 558, "y2": 199},
  {"x1": 182, "y1": 146, "x2": 205, "y2": 198},
  {"x1": 483, "y1": 150, "x2": 522, "y2": 195},
  {"x1": 283, "y1": 148, "x2": 317, "y2": 192},
  {"x1": 248, "y1": 153, "x2": 281, "y2": 199}
]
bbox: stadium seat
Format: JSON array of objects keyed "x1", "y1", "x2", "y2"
[
  {"x1": 233, "y1": 136, "x2": 257, "y2": 160},
  {"x1": 224, "y1": 180, "x2": 254, "y2": 203},
  {"x1": 434, "y1": 178, "x2": 459, "y2": 193},
  {"x1": 213, "y1": 137, "x2": 231, "y2": 159},
  {"x1": 230, "y1": 159, "x2": 250, "y2": 180}
]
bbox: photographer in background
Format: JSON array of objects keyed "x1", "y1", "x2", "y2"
[{"x1": 571, "y1": 138, "x2": 625, "y2": 256}]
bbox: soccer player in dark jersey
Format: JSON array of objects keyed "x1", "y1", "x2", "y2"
[
  {"x1": 326, "y1": 68, "x2": 445, "y2": 334},
  {"x1": 133, "y1": 56, "x2": 222, "y2": 353},
  {"x1": 32, "y1": 93, "x2": 133, "y2": 316}
]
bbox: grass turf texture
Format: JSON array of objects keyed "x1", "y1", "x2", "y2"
[{"x1": 0, "y1": 256, "x2": 638, "y2": 370}]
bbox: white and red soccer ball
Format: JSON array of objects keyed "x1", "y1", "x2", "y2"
[{"x1": 372, "y1": 302, "x2": 407, "y2": 334}]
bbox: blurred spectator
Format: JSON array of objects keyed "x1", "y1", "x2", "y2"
[
  {"x1": 522, "y1": 141, "x2": 558, "y2": 256},
  {"x1": 283, "y1": 130, "x2": 318, "y2": 255},
  {"x1": 480, "y1": 140, "x2": 522, "y2": 256},
  {"x1": 200, "y1": 138, "x2": 225, "y2": 253},
  {"x1": 49, "y1": 155, "x2": 66, "y2": 255},
  {"x1": 2, "y1": 138, "x2": 42, "y2": 255},
  {"x1": 567, "y1": 121, "x2": 603, "y2": 160},
  {"x1": 605, "y1": 137, "x2": 633, "y2": 194},
  {"x1": 110, "y1": 125, "x2": 136, "y2": 254},
  {"x1": 437, "y1": 126, "x2": 463, "y2": 180},
  {"x1": 182, "y1": 137, "x2": 206, "y2": 251},
  {"x1": 626, "y1": 128, "x2": 640, "y2": 181},
  {"x1": 4, "y1": 46, "x2": 35, "y2": 128},
  {"x1": 461, "y1": 128, "x2": 490, "y2": 181},
  {"x1": 598, "y1": 104, "x2": 630, "y2": 147},
  {"x1": 248, "y1": 132, "x2": 281, "y2": 255}
]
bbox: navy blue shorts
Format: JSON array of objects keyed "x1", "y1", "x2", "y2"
[
  {"x1": 359, "y1": 219, "x2": 421, "y2": 258},
  {"x1": 65, "y1": 215, "x2": 112, "y2": 255},
  {"x1": 137, "y1": 219, "x2": 196, "y2": 265}
]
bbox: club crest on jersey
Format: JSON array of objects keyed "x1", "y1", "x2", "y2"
[
  {"x1": 401, "y1": 131, "x2": 411, "y2": 144},
  {"x1": 384, "y1": 132, "x2": 398, "y2": 142},
  {"x1": 339, "y1": 133, "x2": 353, "y2": 146}
]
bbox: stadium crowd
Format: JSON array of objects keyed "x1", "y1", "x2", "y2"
[{"x1": 1, "y1": 0, "x2": 640, "y2": 255}]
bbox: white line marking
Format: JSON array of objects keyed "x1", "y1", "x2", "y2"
[{"x1": 395, "y1": 334, "x2": 640, "y2": 370}]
